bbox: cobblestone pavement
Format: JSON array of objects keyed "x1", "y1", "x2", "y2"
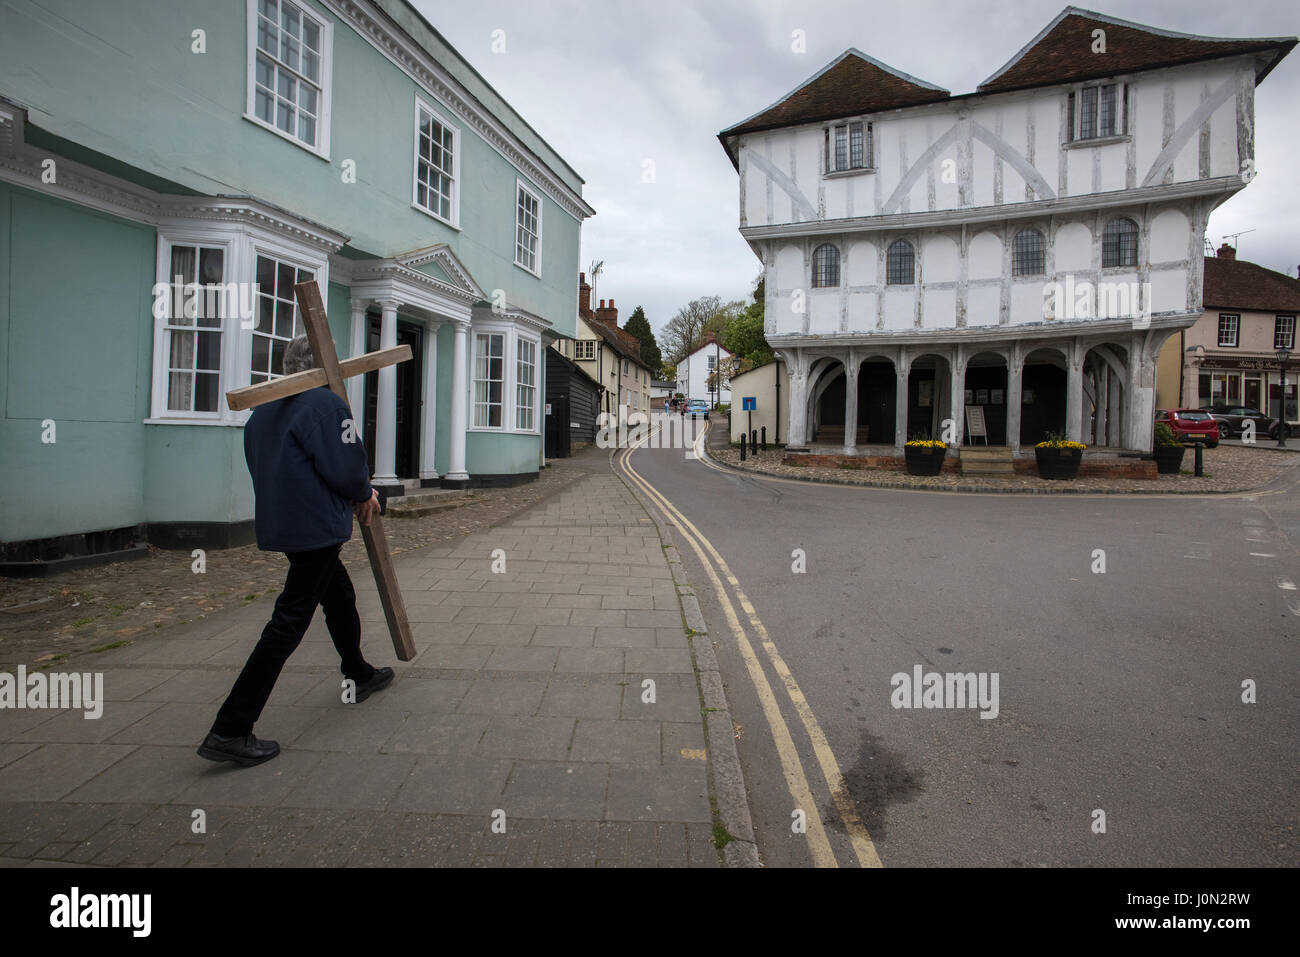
[
  {"x1": 0, "y1": 447, "x2": 729, "y2": 867},
  {"x1": 0, "y1": 456, "x2": 592, "y2": 670},
  {"x1": 710, "y1": 443, "x2": 1300, "y2": 495}
]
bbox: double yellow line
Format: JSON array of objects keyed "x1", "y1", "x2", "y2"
[{"x1": 615, "y1": 423, "x2": 882, "y2": 868}]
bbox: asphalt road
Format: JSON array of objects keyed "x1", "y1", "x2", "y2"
[{"x1": 620, "y1": 426, "x2": 1299, "y2": 867}]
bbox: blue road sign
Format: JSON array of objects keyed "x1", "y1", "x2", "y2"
[{"x1": 742, "y1": 396, "x2": 757, "y2": 411}]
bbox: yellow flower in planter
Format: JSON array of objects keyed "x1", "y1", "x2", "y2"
[
  {"x1": 905, "y1": 439, "x2": 947, "y2": 449},
  {"x1": 1036, "y1": 431, "x2": 1086, "y2": 450}
]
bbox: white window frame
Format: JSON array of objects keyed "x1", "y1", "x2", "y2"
[
  {"x1": 574, "y1": 339, "x2": 596, "y2": 361},
  {"x1": 1067, "y1": 82, "x2": 1127, "y2": 143},
  {"x1": 248, "y1": 248, "x2": 320, "y2": 387},
  {"x1": 1217, "y1": 314, "x2": 1240, "y2": 348},
  {"x1": 824, "y1": 119, "x2": 873, "y2": 174},
  {"x1": 516, "y1": 337, "x2": 538, "y2": 432},
  {"x1": 147, "y1": 225, "x2": 329, "y2": 426},
  {"x1": 244, "y1": 0, "x2": 334, "y2": 160},
  {"x1": 472, "y1": 331, "x2": 506, "y2": 431},
  {"x1": 1276, "y1": 315, "x2": 1296, "y2": 351},
  {"x1": 514, "y1": 178, "x2": 542, "y2": 276},
  {"x1": 151, "y1": 235, "x2": 237, "y2": 423},
  {"x1": 468, "y1": 321, "x2": 543, "y2": 434},
  {"x1": 412, "y1": 95, "x2": 460, "y2": 228}
]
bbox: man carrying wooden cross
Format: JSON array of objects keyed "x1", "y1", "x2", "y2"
[{"x1": 198, "y1": 333, "x2": 394, "y2": 767}]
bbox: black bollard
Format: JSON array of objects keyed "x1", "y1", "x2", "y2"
[
  {"x1": 740, "y1": 434, "x2": 747, "y2": 462},
  {"x1": 751, "y1": 429, "x2": 758, "y2": 451},
  {"x1": 761, "y1": 426, "x2": 767, "y2": 451},
  {"x1": 1193, "y1": 439, "x2": 1203, "y2": 477}
]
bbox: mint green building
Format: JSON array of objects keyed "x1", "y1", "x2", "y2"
[{"x1": 0, "y1": 0, "x2": 593, "y2": 565}]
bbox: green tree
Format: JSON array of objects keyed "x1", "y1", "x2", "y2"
[
  {"x1": 623, "y1": 306, "x2": 663, "y2": 373},
  {"x1": 720, "y1": 274, "x2": 771, "y2": 372}
]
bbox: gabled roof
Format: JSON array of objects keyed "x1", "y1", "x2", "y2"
[
  {"x1": 1204, "y1": 257, "x2": 1300, "y2": 313},
  {"x1": 979, "y1": 7, "x2": 1297, "y2": 94},
  {"x1": 719, "y1": 49, "x2": 949, "y2": 144},
  {"x1": 680, "y1": 339, "x2": 735, "y2": 362},
  {"x1": 581, "y1": 315, "x2": 653, "y2": 371}
]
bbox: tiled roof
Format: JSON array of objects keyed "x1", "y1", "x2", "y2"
[
  {"x1": 584, "y1": 317, "x2": 652, "y2": 370},
  {"x1": 978, "y1": 7, "x2": 1296, "y2": 94},
  {"x1": 719, "y1": 8, "x2": 1295, "y2": 163},
  {"x1": 719, "y1": 49, "x2": 949, "y2": 140},
  {"x1": 1204, "y1": 257, "x2": 1300, "y2": 312}
]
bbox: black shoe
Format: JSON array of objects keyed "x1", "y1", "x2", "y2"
[
  {"x1": 353, "y1": 666, "x2": 394, "y2": 703},
  {"x1": 197, "y1": 732, "x2": 280, "y2": 767}
]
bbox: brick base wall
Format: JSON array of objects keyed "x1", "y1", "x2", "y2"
[{"x1": 782, "y1": 452, "x2": 1157, "y2": 479}]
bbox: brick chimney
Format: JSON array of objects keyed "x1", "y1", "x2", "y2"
[
  {"x1": 702, "y1": 330, "x2": 716, "y2": 346},
  {"x1": 594, "y1": 298, "x2": 619, "y2": 328},
  {"x1": 578, "y1": 272, "x2": 593, "y2": 319},
  {"x1": 1216, "y1": 243, "x2": 1236, "y2": 260}
]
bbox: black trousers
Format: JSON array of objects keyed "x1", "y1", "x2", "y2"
[{"x1": 212, "y1": 543, "x2": 375, "y2": 737}]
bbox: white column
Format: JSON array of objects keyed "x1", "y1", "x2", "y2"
[
  {"x1": 1065, "y1": 342, "x2": 1084, "y2": 444},
  {"x1": 420, "y1": 321, "x2": 440, "y2": 480},
  {"x1": 1006, "y1": 347, "x2": 1023, "y2": 451},
  {"x1": 373, "y1": 299, "x2": 400, "y2": 485},
  {"x1": 785, "y1": 351, "x2": 809, "y2": 447},
  {"x1": 1095, "y1": 364, "x2": 1109, "y2": 448},
  {"x1": 949, "y1": 348, "x2": 967, "y2": 449},
  {"x1": 843, "y1": 352, "x2": 859, "y2": 454},
  {"x1": 446, "y1": 319, "x2": 471, "y2": 482},
  {"x1": 348, "y1": 299, "x2": 369, "y2": 436},
  {"x1": 1126, "y1": 335, "x2": 1156, "y2": 452},
  {"x1": 1108, "y1": 370, "x2": 1123, "y2": 447},
  {"x1": 893, "y1": 349, "x2": 911, "y2": 454}
]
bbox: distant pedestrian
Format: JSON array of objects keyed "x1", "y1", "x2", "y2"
[{"x1": 198, "y1": 334, "x2": 393, "y2": 767}]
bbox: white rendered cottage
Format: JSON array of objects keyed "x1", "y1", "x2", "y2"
[{"x1": 718, "y1": 7, "x2": 1295, "y2": 454}]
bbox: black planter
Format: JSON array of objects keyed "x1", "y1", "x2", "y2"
[
  {"x1": 904, "y1": 445, "x2": 946, "y2": 476},
  {"x1": 1153, "y1": 445, "x2": 1185, "y2": 475},
  {"x1": 1034, "y1": 447, "x2": 1083, "y2": 479}
]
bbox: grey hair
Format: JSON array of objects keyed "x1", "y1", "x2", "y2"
[{"x1": 282, "y1": 335, "x2": 315, "y2": 376}]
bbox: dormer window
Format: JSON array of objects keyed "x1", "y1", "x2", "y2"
[
  {"x1": 1067, "y1": 83, "x2": 1126, "y2": 142},
  {"x1": 825, "y1": 121, "x2": 872, "y2": 172}
]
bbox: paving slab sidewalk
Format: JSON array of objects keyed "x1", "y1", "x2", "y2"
[{"x1": 0, "y1": 464, "x2": 738, "y2": 867}]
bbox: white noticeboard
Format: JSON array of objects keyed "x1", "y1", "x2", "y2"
[{"x1": 965, "y1": 406, "x2": 987, "y2": 444}]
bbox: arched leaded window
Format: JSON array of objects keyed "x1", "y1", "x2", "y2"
[
  {"x1": 1102, "y1": 218, "x2": 1138, "y2": 268},
  {"x1": 886, "y1": 240, "x2": 914, "y2": 285},
  {"x1": 1012, "y1": 229, "x2": 1045, "y2": 276},
  {"x1": 812, "y1": 244, "x2": 840, "y2": 288}
]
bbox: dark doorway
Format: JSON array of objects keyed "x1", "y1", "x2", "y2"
[
  {"x1": 964, "y1": 362, "x2": 1009, "y2": 445},
  {"x1": 545, "y1": 394, "x2": 570, "y2": 458},
  {"x1": 364, "y1": 316, "x2": 423, "y2": 479},
  {"x1": 907, "y1": 368, "x2": 938, "y2": 439},
  {"x1": 859, "y1": 361, "x2": 896, "y2": 444},
  {"x1": 1020, "y1": 363, "x2": 1067, "y2": 445}
]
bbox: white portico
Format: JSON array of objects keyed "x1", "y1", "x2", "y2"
[{"x1": 338, "y1": 244, "x2": 482, "y2": 489}]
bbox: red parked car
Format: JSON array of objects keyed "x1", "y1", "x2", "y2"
[{"x1": 1154, "y1": 409, "x2": 1220, "y2": 448}]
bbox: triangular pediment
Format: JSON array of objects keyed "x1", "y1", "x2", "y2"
[{"x1": 393, "y1": 244, "x2": 485, "y2": 299}]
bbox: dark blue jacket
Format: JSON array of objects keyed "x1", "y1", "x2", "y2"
[{"x1": 244, "y1": 386, "x2": 373, "y2": 553}]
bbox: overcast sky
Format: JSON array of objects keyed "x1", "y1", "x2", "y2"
[{"x1": 413, "y1": 0, "x2": 1300, "y2": 339}]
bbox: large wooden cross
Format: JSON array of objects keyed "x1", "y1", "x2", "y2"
[{"x1": 225, "y1": 281, "x2": 417, "y2": 661}]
